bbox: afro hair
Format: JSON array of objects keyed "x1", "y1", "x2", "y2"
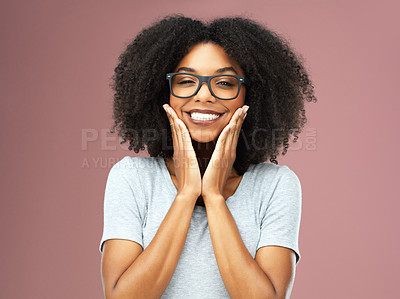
[{"x1": 110, "y1": 14, "x2": 317, "y2": 175}]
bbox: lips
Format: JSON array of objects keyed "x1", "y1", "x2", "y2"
[
  {"x1": 186, "y1": 109, "x2": 223, "y2": 115},
  {"x1": 184, "y1": 111, "x2": 224, "y2": 127}
]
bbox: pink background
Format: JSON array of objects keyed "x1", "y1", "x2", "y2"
[{"x1": 1, "y1": 0, "x2": 399, "y2": 298}]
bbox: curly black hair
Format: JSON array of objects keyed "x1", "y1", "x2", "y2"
[{"x1": 110, "y1": 14, "x2": 317, "y2": 175}]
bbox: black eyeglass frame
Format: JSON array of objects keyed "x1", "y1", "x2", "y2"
[{"x1": 166, "y1": 72, "x2": 251, "y2": 100}]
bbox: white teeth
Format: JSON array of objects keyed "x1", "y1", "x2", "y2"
[{"x1": 190, "y1": 112, "x2": 221, "y2": 121}]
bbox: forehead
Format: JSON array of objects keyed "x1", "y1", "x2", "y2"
[{"x1": 174, "y1": 42, "x2": 244, "y2": 75}]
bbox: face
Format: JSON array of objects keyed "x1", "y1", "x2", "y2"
[{"x1": 169, "y1": 42, "x2": 246, "y2": 143}]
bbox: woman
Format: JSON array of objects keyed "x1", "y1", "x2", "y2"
[{"x1": 99, "y1": 15, "x2": 316, "y2": 298}]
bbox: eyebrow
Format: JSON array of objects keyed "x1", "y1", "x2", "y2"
[{"x1": 176, "y1": 66, "x2": 238, "y2": 75}]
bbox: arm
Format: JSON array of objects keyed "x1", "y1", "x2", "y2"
[
  {"x1": 102, "y1": 105, "x2": 203, "y2": 298},
  {"x1": 101, "y1": 193, "x2": 197, "y2": 299},
  {"x1": 201, "y1": 107, "x2": 301, "y2": 298},
  {"x1": 205, "y1": 197, "x2": 296, "y2": 299}
]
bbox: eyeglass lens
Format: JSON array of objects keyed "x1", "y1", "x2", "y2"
[{"x1": 171, "y1": 74, "x2": 239, "y2": 99}]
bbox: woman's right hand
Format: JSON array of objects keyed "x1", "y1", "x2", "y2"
[{"x1": 163, "y1": 104, "x2": 202, "y2": 200}]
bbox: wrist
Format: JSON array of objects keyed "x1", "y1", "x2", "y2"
[
  {"x1": 176, "y1": 191, "x2": 199, "y2": 203},
  {"x1": 202, "y1": 193, "x2": 225, "y2": 205}
]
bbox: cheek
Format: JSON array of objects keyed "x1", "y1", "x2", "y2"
[
  {"x1": 239, "y1": 91, "x2": 246, "y2": 105},
  {"x1": 227, "y1": 100, "x2": 245, "y2": 114},
  {"x1": 169, "y1": 99, "x2": 185, "y2": 118}
]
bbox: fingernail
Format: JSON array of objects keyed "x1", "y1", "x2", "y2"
[{"x1": 243, "y1": 106, "x2": 249, "y2": 114}]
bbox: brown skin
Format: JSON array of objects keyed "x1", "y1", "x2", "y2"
[
  {"x1": 164, "y1": 43, "x2": 297, "y2": 298},
  {"x1": 101, "y1": 42, "x2": 297, "y2": 299},
  {"x1": 164, "y1": 42, "x2": 247, "y2": 206}
]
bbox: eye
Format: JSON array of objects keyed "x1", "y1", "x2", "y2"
[
  {"x1": 213, "y1": 76, "x2": 238, "y2": 89},
  {"x1": 216, "y1": 81, "x2": 234, "y2": 87},
  {"x1": 173, "y1": 74, "x2": 198, "y2": 86},
  {"x1": 177, "y1": 79, "x2": 196, "y2": 85}
]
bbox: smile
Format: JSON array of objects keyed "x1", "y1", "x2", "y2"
[{"x1": 185, "y1": 112, "x2": 224, "y2": 126}]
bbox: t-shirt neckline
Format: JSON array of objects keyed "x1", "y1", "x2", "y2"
[{"x1": 158, "y1": 157, "x2": 252, "y2": 213}]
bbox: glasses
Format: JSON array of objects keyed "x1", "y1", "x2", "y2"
[{"x1": 166, "y1": 72, "x2": 250, "y2": 100}]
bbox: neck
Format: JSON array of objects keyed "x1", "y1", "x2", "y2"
[{"x1": 192, "y1": 139, "x2": 217, "y2": 176}]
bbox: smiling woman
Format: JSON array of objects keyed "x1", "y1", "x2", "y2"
[
  {"x1": 168, "y1": 42, "x2": 247, "y2": 144},
  {"x1": 99, "y1": 15, "x2": 317, "y2": 298}
]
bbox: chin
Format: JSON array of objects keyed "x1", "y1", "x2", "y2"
[{"x1": 189, "y1": 130, "x2": 220, "y2": 143}]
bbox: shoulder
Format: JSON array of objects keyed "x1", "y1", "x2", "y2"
[
  {"x1": 248, "y1": 163, "x2": 301, "y2": 202},
  {"x1": 251, "y1": 162, "x2": 300, "y2": 184},
  {"x1": 106, "y1": 156, "x2": 162, "y2": 187},
  {"x1": 104, "y1": 157, "x2": 157, "y2": 204},
  {"x1": 110, "y1": 156, "x2": 161, "y2": 173}
]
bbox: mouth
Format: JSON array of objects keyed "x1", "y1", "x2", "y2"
[{"x1": 184, "y1": 111, "x2": 225, "y2": 126}]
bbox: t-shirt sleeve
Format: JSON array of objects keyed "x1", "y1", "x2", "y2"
[
  {"x1": 99, "y1": 157, "x2": 145, "y2": 253},
  {"x1": 256, "y1": 165, "x2": 302, "y2": 265}
]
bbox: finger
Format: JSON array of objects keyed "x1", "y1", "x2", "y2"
[
  {"x1": 231, "y1": 106, "x2": 245, "y2": 145},
  {"x1": 164, "y1": 104, "x2": 182, "y2": 156},
  {"x1": 177, "y1": 118, "x2": 196, "y2": 163},
  {"x1": 224, "y1": 107, "x2": 243, "y2": 155},
  {"x1": 164, "y1": 106, "x2": 184, "y2": 188},
  {"x1": 215, "y1": 123, "x2": 232, "y2": 153},
  {"x1": 168, "y1": 106, "x2": 195, "y2": 174},
  {"x1": 169, "y1": 108, "x2": 191, "y2": 145},
  {"x1": 209, "y1": 124, "x2": 230, "y2": 171},
  {"x1": 177, "y1": 118, "x2": 191, "y2": 146},
  {"x1": 168, "y1": 106, "x2": 187, "y2": 153},
  {"x1": 176, "y1": 118, "x2": 197, "y2": 175},
  {"x1": 232, "y1": 105, "x2": 249, "y2": 150},
  {"x1": 163, "y1": 104, "x2": 173, "y2": 126},
  {"x1": 163, "y1": 105, "x2": 176, "y2": 142}
]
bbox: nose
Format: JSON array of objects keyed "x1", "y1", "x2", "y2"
[{"x1": 194, "y1": 82, "x2": 216, "y2": 102}]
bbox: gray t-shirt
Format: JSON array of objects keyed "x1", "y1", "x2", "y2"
[{"x1": 99, "y1": 156, "x2": 302, "y2": 298}]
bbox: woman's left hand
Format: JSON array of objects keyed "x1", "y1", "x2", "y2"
[{"x1": 201, "y1": 105, "x2": 249, "y2": 203}]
